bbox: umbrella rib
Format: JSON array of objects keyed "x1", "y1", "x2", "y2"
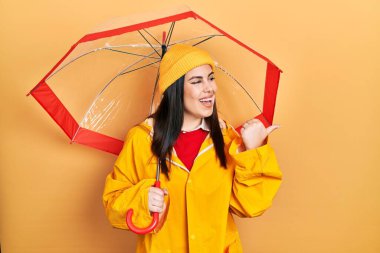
[
  {"x1": 103, "y1": 43, "x2": 161, "y2": 49},
  {"x1": 192, "y1": 35, "x2": 216, "y2": 46},
  {"x1": 165, "y1": 22, "x2": 175, "y2": 45},
  {"x1": 46, "y1": 46, "x2": 160, "y2": 81},
  {"x1": 104, "y1": 48, "x2": 160, "y2": 59},
  {"x1": 169, "y1": 34, "x2": 224, "y2": 47},
  {"x1": 142, "y1": 29, "x2": 161, "y2": 45},
  {"x1": 46, "y1": 51, "x2": 96, "y2": 81},
  {"x1": 120, "y1": 60, "x2": 160, "y2": 75},
  {"x1": 216, "y1": 64, "x2": 263, "y2": 114},
  {"x1": 97, "y1": 50, "x2": 158, "y2": 96},
  {"x1": 78, "y1": 50, "x2": 159, "y2": 129},
  {"x1": 138, "y1": 30, "x2": 161, "y2": 57}
]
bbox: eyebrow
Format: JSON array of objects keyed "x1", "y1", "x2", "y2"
[{"x1": 188, "y1": 72, "x2": 214, "y2": 81}]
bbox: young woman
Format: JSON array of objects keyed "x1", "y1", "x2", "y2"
[{"x1": 103, "y1": 44, "x2": 282, "y2": 253}]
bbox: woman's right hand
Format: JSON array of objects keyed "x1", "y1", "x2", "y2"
[{"x1": 148, "y1": 187, "x2": 168, "y2": 213}]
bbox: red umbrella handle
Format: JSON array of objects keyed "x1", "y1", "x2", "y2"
[{"x1": 126, "y1": 180, "x2": 161, "y2": 234}]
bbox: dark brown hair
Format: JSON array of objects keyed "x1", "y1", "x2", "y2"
[{"x1": 151, "y1": 76, "x2": 226, "y2": 179}]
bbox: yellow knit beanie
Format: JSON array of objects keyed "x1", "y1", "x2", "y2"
[{"x1": 158, "y1": 44, "x2": 215, "y2": 94}]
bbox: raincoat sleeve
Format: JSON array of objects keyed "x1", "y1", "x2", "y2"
[
  {"x1": 102, "y1": 126, "x2": 156, "y2": 230},
  {"x1": 226, "y1": 125, "x2": 282, "y2": 218}
]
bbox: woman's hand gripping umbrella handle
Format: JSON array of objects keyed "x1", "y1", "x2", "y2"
[{"x1": 126, "y1": 164, "x2": 161, "y2": 234}]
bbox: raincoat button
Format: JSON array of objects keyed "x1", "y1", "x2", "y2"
[
  {"x1": 187, "y1": 179, "x2": 192, "y2": 184},
  {"x1": 190, "y1": 234, "x2": 196, "y2": 240}
]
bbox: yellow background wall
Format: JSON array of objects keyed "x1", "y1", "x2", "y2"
[{"x1": 1, "y1": 0, "x2": 379, "y2": 252}]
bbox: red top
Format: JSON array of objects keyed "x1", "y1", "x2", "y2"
[{"x1": 174, "y1": 129, "x2": 208, "y2": 170}]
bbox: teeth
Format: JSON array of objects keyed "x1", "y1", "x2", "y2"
[{"x1": 200, "y1": 98, "x2": 212, "y2": 102}]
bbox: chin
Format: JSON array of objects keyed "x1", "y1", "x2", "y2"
[{"x1": 201, "y1": 110, "x2": 213, "y2": 118}]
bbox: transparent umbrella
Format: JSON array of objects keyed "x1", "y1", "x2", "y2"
[{"x1": 28, "y1": 4, "x2": 282, "y2": 156}]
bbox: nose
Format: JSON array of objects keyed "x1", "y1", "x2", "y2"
[{"x1": 203, "y1": 79, "x2": 215, "y2": 93}]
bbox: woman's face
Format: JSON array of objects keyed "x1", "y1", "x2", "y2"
[{"x1": 183, "y1": 64, "x2": 217, "y2": 123}]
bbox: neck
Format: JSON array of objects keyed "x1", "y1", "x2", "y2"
[{"x1": 182, "y1": 115, "x2": 202, "y2": 132}]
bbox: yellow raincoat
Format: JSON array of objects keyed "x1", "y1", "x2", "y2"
[{"x1": 103, "y1": 119, "x2": 282, "y2": 253}]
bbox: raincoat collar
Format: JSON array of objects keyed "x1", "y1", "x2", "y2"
[
  {"x1": 181, "y1": 118, "x2": 210, "y2": 133},
  {"x1": 140, "y1": 117, "x2": 214, "y2": 135},
  {"x1": 139, "y1": 118, "x2": 217, "y2": 173}
]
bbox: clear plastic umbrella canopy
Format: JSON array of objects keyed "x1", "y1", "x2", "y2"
[{"x1": 28, "y1": 5, "x2": 282, "y2": 155}]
